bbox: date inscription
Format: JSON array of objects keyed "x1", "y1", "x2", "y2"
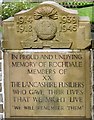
[
  {"x1": 16, "y1": 15, "x2": 78, "y2": 33},
  {"x1": 61, "y1": 15, "x2": 78, "y2": 32},
  {"x1": 16, "y1": 16, "x2": 33, "y2": 33}
]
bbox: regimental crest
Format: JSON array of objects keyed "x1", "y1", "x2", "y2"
[{"x1": 33, "y1": 6, "x2": 58, "y2": 40}]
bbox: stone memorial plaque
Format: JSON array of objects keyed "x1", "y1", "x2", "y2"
[
  {"x1": 4, "y1": 50, "x2": 91, "y2": 119},
  {"x1": 3, "y1": 1, "x2": 92, "y2": 120}
]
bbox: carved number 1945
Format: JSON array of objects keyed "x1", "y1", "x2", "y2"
[{"x1": 61, "y1": 16, "x2": 78, "y2": 32}]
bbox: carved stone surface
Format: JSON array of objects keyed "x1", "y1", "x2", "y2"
[
  {"x1": 2, "y1": 1, "x2": 91, "y2": 49},
  {"x1": 4, "y1": 50, "x2": 91, "y2": 119}
]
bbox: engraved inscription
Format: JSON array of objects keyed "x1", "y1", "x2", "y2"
[
  {"x1": 16, "y1": 16, "x2": 33, "y2": 33},
  {"x1": 4, "y1": 51, "x2": 89, "y2": 117},
  {"x1": 61, "y1": 15, "x2": 77, "y2": 32}
]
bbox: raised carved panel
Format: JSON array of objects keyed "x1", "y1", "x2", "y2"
[{"x1": 3, "y1": 2, "x2": 91, "y2": 49}]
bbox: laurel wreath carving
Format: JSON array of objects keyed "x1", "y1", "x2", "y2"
[{"x1": 34, "y1": 6, "x2": 58, "y2": 20}]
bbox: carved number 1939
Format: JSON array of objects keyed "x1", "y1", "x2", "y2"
[{"x1": 61, "y1": 15, "x2": 78, "y2": 32}]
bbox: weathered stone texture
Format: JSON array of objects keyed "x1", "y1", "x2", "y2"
[{"x1": 4, "y1": 50, "x2": 91, "y2": 119}]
